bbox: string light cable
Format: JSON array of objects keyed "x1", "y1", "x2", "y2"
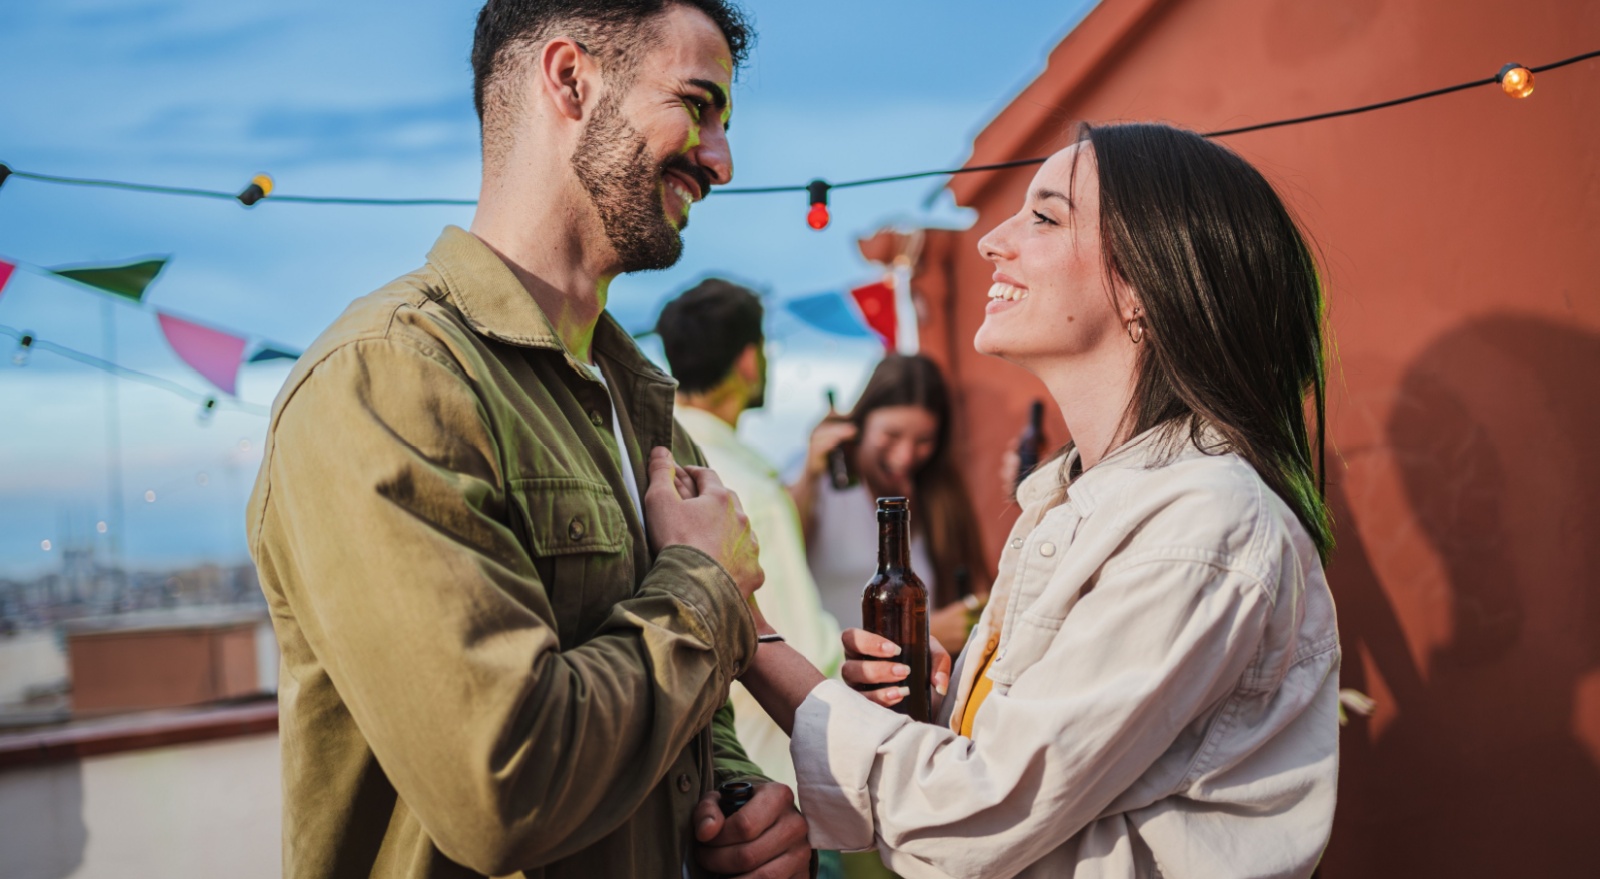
[
  {"x1": 0, "y1": 323, "x2": 270, "y2": 417},
  {"x1": 0, "y1": 48, "x2": 1593, "y2": 217}
]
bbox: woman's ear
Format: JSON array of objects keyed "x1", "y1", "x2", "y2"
[{"x1": 537, "y1": 37, "x2": 594, "y2": 121}]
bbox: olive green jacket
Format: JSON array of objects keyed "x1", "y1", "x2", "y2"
[{"x1": 247, "y1": 226, "x2": 764, "y2": 879}]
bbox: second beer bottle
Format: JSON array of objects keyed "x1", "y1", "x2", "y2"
[{"x1": 861, "y1": 496, "x2": 932, "y2": 722}]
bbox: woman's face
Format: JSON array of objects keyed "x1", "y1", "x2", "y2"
[
  {"x1": 854, "y1": 404, "x2": 940, "y2": 497},
  {"x1": 973, "y1": 143, "x2": 1127, "y2": 369}
]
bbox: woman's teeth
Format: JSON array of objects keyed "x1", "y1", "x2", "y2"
[{"x1": 988, "y1": 282, "x2": 1029, "y2": 302}]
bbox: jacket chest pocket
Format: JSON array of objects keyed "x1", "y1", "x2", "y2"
[{"x1": 510, "y1": 477, "x2": 633, "y2": 650}]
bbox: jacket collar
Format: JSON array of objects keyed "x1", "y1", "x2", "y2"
[
  {"x1": 1016, "y1": 419, "x2": 1228, "y2": 517},
  {"x1": 425, "y1": 225, "x2": 677, "y2": 389}
]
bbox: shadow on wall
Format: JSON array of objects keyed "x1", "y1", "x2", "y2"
[
  {"x1": 0, "y1": 760, "x2": 88, "y2": 879},
  {"x1": 1325, "y1": 314, "x2": 1600, "y2": 877}
]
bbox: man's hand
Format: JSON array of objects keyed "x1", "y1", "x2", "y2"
[
  {"x1": 694, "y1": 782, "x2": 812, "y2": 879},
  {"x1": 840, "y1": 627, "x2": 953, "y2": 717},
  {"x1": 644, "y1": 447, "x2": 764, "y2": 599}
]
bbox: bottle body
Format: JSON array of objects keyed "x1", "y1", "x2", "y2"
[{"x1": 861, "y1": 497, "x2": 932, "y2": 722}]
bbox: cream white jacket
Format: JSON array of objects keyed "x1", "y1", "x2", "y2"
[{"x1": 791, "y1": 428, "x2": 1340, "y2": 879}]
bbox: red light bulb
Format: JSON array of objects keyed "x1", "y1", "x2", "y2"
[{"x1": 807, "y1": 202, "x2": 830, "y2": 230}]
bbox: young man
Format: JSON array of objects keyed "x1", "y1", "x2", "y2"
[
  {"x1": 655, "y1": 279, "x2": 845, "y2": 787},
  {"x1": 246, "y1": 2, "x2": 810, "y2": 877}
]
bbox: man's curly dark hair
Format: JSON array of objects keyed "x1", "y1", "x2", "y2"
[{"x1": 472, "y1": 1, "x2": 752, "y2": 162}]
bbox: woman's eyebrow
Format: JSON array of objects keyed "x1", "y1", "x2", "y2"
[{"x1": 1033, "y1": 188, "x2": 1073, "y2": 208}]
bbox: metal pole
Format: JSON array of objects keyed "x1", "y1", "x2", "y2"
[{"x1": 103, "y1": 300, "x2": 126, "y2": 611}]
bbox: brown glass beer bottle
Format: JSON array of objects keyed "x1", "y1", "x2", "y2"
[{"x1": 861, "y1": 497, "x2": 932, "y2": 722}]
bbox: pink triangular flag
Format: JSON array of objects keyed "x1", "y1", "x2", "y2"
[
  {"x1": 157, "y1": 312, "x2": 247, "y2": 396},
  {"x1": 0, "y1": 259, "x2": 15, "y2": 300}
]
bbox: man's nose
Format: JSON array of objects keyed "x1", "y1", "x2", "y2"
[{"x1": 694, "y1": 123, "x2": 733, "y2": 186}]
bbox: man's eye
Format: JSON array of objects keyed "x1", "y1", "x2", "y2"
[{"x1": 1032, "y1": 211, "x2": 1057, "y2": 226}]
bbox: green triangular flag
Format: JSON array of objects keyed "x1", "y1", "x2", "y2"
[{"x1": 50, "y1": 258, "x2": 169, "y2": 303}]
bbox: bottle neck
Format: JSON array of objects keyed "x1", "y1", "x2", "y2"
[{"x1": 877, "y1": 514, "x2": 911, "y2": 572}]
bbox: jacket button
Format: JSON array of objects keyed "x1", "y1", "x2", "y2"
[
  {"x1": 1039, "y1": 542, "x2": 1056, "y2": 557},
  {"x1": 569, "y1": 517, "x2": 586, "y2": 541},
  {"x1": 677, "y1": 773, "x2": 692, "y2": 793},
  {"x1": 589, "y1": 411, "x2": 604, "y2": 427},
  {"x1": 1010, "y1": 538, "x2": 1024, "y2": 549}
]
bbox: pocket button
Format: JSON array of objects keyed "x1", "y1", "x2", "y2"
[{"x1": 569, "y1": 517, "x2": 587, "y2": 541}]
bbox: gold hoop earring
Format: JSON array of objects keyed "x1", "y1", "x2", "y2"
[{"x1": 1127, "y1": 316, "x2": 1145, "y2": 344}]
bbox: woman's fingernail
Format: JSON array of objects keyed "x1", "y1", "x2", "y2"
[
  {"x1": 892, "y1": 664, "x2": 911, "y2": 678},
  {"x1": 892, "y1": 686, "x2": 910, "y2": 701},
  {"x1": 880, "y1": 642, "x2": 902, "y2": 657},
  {"x1": 936, "y1": 680, "x2": 948, "y2": 695}
]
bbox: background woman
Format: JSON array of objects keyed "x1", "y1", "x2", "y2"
[
  {"x1": 788, "y1": 354, "x2": 990, "y2": 652},
  {"x1": 720, "y1": 122, "x2": 1340, "y2": 879}
]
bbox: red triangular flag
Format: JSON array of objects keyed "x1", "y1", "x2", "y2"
[
  {"x1": 849, "y1": 281, "x2": 896, "y2": 351},
  {"x1": 0, "y1": 260, "x2": 15, "y2": 300},
  {"x1": 157, "y1": 312, "x2": 247, "y2": 396}
]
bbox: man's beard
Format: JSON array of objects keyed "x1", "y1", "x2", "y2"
[{"x1": 571, "y1": 93, "x2": 684, "y2": 274}]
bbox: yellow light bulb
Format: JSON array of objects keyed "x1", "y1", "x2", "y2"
[{"x1": 1499, "y1": 64, "x2": 1534, "y2": 99}]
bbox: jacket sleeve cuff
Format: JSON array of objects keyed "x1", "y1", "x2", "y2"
[
  {"x1": 790, "y1": 679, "x2": 910, "y2": 852},
  {"x1": 648, "y1": 544, "x2": 758, "y2": 687}
]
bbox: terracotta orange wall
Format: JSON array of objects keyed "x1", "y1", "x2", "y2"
[{"x1": 922, "y1": 0, "x2": 1600, "y2": 874}]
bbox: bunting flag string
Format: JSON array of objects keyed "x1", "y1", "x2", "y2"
[
  {"x1": 0, "y1": 322, "x2": 269, "y2": 417},
  {"x1": 0, "y1": 49, "x2": 1593, "y2": 220},
  {"x1": 0, "y1": 252, "x2": 301, "y2": 397}
]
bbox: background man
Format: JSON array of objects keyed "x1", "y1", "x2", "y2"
[
  {"x1": 656, "y1": 279, "x2": 846, "y2": 783},
  {"x1": 247, "y1": 2, "x2": 811, "y2": 877}
]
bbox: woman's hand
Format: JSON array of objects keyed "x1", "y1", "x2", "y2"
[
  {"x1": 802, "y1": 417, "x2": 857, "y2": 481},
  {"x1": 840, "y1": 628, "x2": 953, "y2": 717}
]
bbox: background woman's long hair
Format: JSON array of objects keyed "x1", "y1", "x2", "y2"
[
  {"x1": 1082, "y1": 122, "x2": 1333, "y2": 561},
  {"x1": 848, "y1": 354, "x2": 990, "y2": 603}
]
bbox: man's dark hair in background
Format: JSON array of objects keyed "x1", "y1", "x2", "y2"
[{"x1": 656, "y1": 278, "x2": 765, "y2": 396}]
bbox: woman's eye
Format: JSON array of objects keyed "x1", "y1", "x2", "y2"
[{"x1": 1031, "y1": 211, "x2": 1057, "y2": 226}]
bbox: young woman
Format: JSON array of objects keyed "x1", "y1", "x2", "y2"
[
  {"x1": 725, "y1": 122, "x2": 1340, "y2": 879},
  {"x1": 789, "y1": 354, "x2": 990, "y2": 652}
]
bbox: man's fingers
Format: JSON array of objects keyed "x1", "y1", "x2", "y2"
[
  {"x1": 698, "y1": 791, "x2": 809, "y2": 875},
  {"x1": 710, "y1": 781, "x2": 790, "y2": 845},
  {"x1": 693, "y1": 791, "x2": 724, "y2": 843},
  {"x1": 674, "y1": 464, "x2": 696, "y2": 500},
  {"x1": 738, "y1": 841, "x2": 813, "y2": 879},
  {"x1": 646, "y1": 447, "x2": 681, "y2": 498},
  {"x1": 841, "y1": 658, "x2": 910, "y2": 687},
  {"x1": 841, "y1": 627, "x2": 902, "y2": 660},
  {"x1": 683, "y1": 464, "x2": 727, "y2": 496}
]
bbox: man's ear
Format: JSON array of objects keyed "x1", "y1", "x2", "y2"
[
  {"x1": 537, "y1": 37, "x2": 595, "y2": 121},
  {"x1": 735, "y1": 343, "x2": 761, "y2": 384}
]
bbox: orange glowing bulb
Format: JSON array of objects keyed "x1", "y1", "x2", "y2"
[
  {"x1": 807, "y1": 202, "x2": 830, "y2": 230},
  {"x1": 1499, "y1": 64, "x2": 1534, "y2": 99}
]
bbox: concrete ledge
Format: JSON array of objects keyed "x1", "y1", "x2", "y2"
[{"x1": 0, "y1": 699, "x2": 277, "y2": 769}]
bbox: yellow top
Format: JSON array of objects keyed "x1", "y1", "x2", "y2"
[{"x1": 958, "y1": 627, "x2": 1002, "y2": 737}]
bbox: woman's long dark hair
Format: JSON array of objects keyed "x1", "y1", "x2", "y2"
[
  {"x1": 848, "y1": 354, "x2": 990, "y2": 603},
  {"x1": 1081, "y1": 122, "x2": 1333, "y2": 561}
]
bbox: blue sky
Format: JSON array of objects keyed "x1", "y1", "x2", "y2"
[{"x1": 0, "y1": 0, "x2": 1096, "y2": 575}]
